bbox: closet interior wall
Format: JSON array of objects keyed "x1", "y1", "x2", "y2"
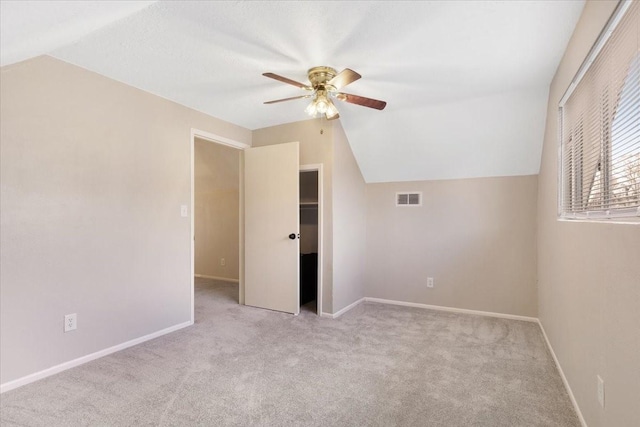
[{"x1": 300, "y1": 171, "x2": 319, "y2": 308}]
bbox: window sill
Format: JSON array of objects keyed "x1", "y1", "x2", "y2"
[{"x1": 557, "y1": 217, "x2": 640, "y2": 225}]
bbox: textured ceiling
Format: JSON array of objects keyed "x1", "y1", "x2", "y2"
[
  {"x1": 0, "y1": 1, "x2": 156, "y2": 67},
  {"x1": 1, "y1": 1, "x2": 585, "y2": 182}
]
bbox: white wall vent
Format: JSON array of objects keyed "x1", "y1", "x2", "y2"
[{"x1": 396, "y1": 192, "x2": 422, "y2": 206}]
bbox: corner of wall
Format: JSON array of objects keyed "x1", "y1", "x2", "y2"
[{"x1": 330, "y1": 121, "x2": 367, "y2": 313}]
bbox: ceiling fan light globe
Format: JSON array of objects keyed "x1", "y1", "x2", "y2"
[
  {"x1": 305, "y1": 101, "x2": 317, "y2": 117},
  {"x1": 316, "y1": 100, "x2": 328, "y2": 114},
  {"x1": 326, "y1": 102, "x2": 339, "y2": 119}
]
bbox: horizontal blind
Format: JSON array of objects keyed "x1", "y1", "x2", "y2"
[{"x1": 560, "y1": 1, "x2": 639, "y2": 218}]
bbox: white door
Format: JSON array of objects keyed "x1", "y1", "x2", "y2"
[{"x1": 244, "y1": 141, "x2": 300, "y2": 314}]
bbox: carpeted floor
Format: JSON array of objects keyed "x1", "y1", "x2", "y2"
[{"x1": 0, "y1": 278, "x2": 579, "y2": 426}]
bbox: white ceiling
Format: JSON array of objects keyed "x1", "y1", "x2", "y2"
[
  {"x1": 0, "y1": 1, "x2": 156, "y2": 67},
  {"x1": 1, "y1": 1, "x2": 584, "y2": 183}
]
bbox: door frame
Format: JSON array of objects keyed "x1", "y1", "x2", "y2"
[
  {"x1": 190, "y1": 128, "x2": 249, "y2": 323},
  {"x1": 300, "y1": 163, "x2": 324, "y2": 316}
]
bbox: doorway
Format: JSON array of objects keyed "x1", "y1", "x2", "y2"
[
  {"x1": 192, "y1": 137, "x2": 324, "y2": 320},
  {"x1": 190, "y1": 129, "x2": 248, "y2": 323},
  {"x1": 300, "y1": 165, "x2": 323, "y2": 315}
]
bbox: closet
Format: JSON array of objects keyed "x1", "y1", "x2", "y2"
[{"x1": 299, "y1": 171, "x2": 318, "y2": 311}]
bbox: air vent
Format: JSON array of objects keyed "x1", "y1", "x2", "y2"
[{"x1": 396, "y1": 192, "x2": 422, "y2": 206}]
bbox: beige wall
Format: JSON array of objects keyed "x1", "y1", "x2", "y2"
[
  {"x1": 365, "y1": 175, "x2": 538, "y2": 317},
  {"x1": 194, "y1": 138, "x2": 239, "y2": 280},
  {"x1": 537, "y1": 1, "x2": 640, "y2": 426},
  {"x1": 252, "y1": 119, "x2": 334, "y2": 312},
  {"x1": 0, "y1": 56, "x2": 251, "y2": 384},
  {"x1": 251, "y1": 119, "x2": 538, "y2": 317},
  {"x1": 332, "y1": 122, "x2": 367, "y2": 312}
]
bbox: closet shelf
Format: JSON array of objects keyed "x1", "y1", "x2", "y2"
[{"x1": 300, "y1": 201, "x2": 318, "y2": 209}]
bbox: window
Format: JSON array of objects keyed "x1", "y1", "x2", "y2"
[{"x1": 559, "y1": 0, "x2": 639, "y2": 220}]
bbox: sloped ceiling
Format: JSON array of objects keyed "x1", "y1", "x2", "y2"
[
  {"x1": 0, "y1": 1, "x2": 156, "y2": 67},
  {"x1": 1, "y1": 1, "x2": 584, "y2": 182}
]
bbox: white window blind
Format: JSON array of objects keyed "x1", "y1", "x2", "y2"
[{"x1": 559, "y1": 0, "x2": 639, "y2": 220}]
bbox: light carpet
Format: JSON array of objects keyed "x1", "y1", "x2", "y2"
[{"x1": 0, "y1": 278, "x2": 579, "y2": 426}]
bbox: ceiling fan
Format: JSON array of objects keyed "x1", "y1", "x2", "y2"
[{"x1": 262, "y1": 66, "x2": 387, "y2": 120}]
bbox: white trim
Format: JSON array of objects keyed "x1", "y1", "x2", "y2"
[
  {"x1": 191, "y1": 129, "x2": 250, "y2": 150},
  {"x1": 194, "y1": 274, "x2": 239, "y2": 283},
  {"x1": 190, "y1": 133, "x2": 195, "y2": 323},
  {"x1": 190, "y1": 128, "x2": 246, "y2": 321},
  {"x1": 557, "y1": 111, "x2": 564, "y2": 218},
  {"x1": 0, "y1": 320, "x2": 192, "y2": 394},
  {"x1": 558, "y1": 0, "x2": 633, "y2": 107},
  {"x1": 239, "y1": 152, "x2": 245, "y2": 305},
  {"x1": 322, "y1": 297, "x2": 538, "y2": 322},
  {"x1": 559, "y1": 208, "x2": 640, "y2": 223},
  {"x1": 300, "y1": 164, "x2": 324, "y2": 316},
  {"x1": 558, "y1": 217, "x2": 640, "y2": 225},
  {"x1": 322, "y1": 298, "x2": 365, "y2": 319},
  {"x1": 335, "y1": 297, "x2": 365, "y2": 317},
  {"x1": 364, "y1": 297, "x2": 538, "y2": 322},
  {"x1": 537, "y1": 321, "x2": 587, "y2": 427}
]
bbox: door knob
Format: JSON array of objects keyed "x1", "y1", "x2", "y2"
[{"x1": 289, "y1": 233, "x2": 296, "y2": 240}]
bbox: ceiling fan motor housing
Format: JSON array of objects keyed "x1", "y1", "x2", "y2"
[{"x1": 308, "y1": 66, "x2": 337, "y2": 90}]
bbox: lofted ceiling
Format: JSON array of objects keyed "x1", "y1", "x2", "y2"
[{"x1": 1, "y1": 1, "x2": 585, "y2": 183}]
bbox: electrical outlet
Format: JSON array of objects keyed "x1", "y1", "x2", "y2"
[
  {"x1": 597, "y1": 375, "x2": 605, "y2": 408},
  {"x1": 180, "y1": 205, "x2": 188, "y2": 217},
  {"x1": 427, "y1": 277, "x2": 434, "y2": 288},
  {"x1": 64, "y1": 313, "x2": 77, "y2": 332},
  {"x1": 220, "y1": 258, "x2": 226, "y2": 266}
]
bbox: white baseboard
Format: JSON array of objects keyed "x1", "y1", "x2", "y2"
[
  {"x1": 363, "y1": 297, "x2": 538, "y2": 323},
  {"x1": 321, "y1": 297, "x2": 365, "y2": 319},
  {"x1": 194, "y1": 274, "x2": 239, "y2": 283},
  {"x1": 2, "y1": 296, "x2": 582, "y2": 427},
  {"x1": 537, "y1": 321, "x2": 587, "y2": 427},
  {"x1": 321, "y1": 297, "x2": 537, "y2": 323},
  {"x1": 0, "y1": 320, "x2": 193, "y2": 394}
]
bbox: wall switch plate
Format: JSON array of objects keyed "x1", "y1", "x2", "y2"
[
  {"x1": 64, "y1": 313, "x2": 77, "y2": 332},
  {"x1": 597, "y1": 375, "x2": 605, "y2": 408},
  {"x1": 180, "y1": 205, "x2": 188, "y2": 217},
  {"x1": 427, "y1": 277, "x2": 434, "y2": 288},
  {"x1": 220, "y1": 258, "x2": 225, "y2": 266}
]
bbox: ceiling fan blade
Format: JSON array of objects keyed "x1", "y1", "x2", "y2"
[
  {"x1": 336, "y1": 93, "x2": 387, "y2": 110},
  {"x1": 263, "y1": 72, "x2": 311, "y2": 90},
  {"x1": 328, "y1": 68, "x2": 361, "y2": 90},
  {"x1": 264, "y1": 95, "x2": 312, "y2": 104}
]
